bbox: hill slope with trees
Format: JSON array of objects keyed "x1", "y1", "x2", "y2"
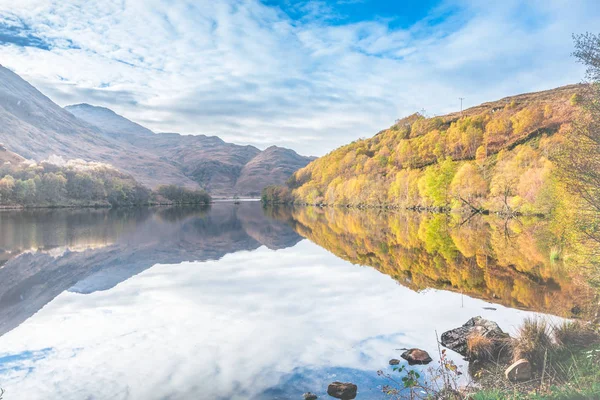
[
  {"x1": 266, "y1": 84, "x2": 584, "y2": 215},
  {"x1": 0, "y1": 154, "x2": 210, "y2": 208}
]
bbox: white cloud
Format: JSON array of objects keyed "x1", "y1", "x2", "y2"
[{"x1": 0, "y1": 0, "x2": 595, "y2": 155}]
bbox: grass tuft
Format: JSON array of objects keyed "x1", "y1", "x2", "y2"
[
  {"x1": 468, "y1": 331, "x2": 495, "y2": 361},
  {"x1": 513, "y1": 317, "x2": 553, "y2": 368},
  {"x1": 553, "y1": 321, "x2": 599, "y2": 349}
]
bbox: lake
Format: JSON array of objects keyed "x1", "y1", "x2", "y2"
[{"x1": 0, "y1": 203, "x2": 591, "y2": 399}]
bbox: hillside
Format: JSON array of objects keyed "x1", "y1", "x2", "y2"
[
  {"x1": 65, "y1": 103, "x2": 314, "y2": 196},
  {"x1": 64, "y1": 103, "x2": 154, "y2": 139},
  {"x1": 0, "y1": 144, "x2": 25, "y2": 165},
  {"x1": 270, "y1": 85, "x2": 584, "y2": 214},
  {"x1": 0, "y1": 65, "x2": 312, "y2": 196}
]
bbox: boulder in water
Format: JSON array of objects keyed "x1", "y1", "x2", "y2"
[
  {"x1": 401, "y1": 348, "x2": 433, "y2": 365},
  {"x1": 327, "y1": 382, "x2": 357, "y2": 399}
]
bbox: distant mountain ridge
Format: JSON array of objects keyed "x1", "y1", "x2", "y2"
[
  {"x1": 0, "y1": 65, "x2": 313, "y2": 196},
  {"x1": 66, "y1": 102, "x2": 315, "y2": 196}
]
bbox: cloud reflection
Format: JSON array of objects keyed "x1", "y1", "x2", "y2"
[{"x1": 0, "y1": 239, "x2": 549, "y2": 399}]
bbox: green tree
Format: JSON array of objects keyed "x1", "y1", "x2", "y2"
[
  {"x1": 38, "y1": 173, "x2": 67, "y2": 203},
  {"x1": 418, "y1": 158, "x2": 457, "y2": 207},
  {"x1": 14, "y1": 179, "x2": 37, "y2": 205}
]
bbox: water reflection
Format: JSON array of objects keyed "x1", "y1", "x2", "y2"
[
  {"x1": 270, "y1": 207, "x2": 594, "y2": 318},
  {"x1": 0, "y1": 203, "x2": 302, "y2": 337},
  {"x1": 0, "y1": 204, "x2": 591, "y2": 399}
]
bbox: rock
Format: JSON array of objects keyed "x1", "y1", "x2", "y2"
[
  {"x1": 505, "y1": 359, "x2": 532, "y2": 382},
  {"x1": 401, "y1": 348, "x2": 433, "y2": 365},
  {"x1": 389, "y1": 358, "x2": 400, "y2": 365},
  {"x1": 303, "y1": 392, "x2": 318, "y2": 400},
  {"x1": 327, "y1": 382, "x2": 357, "y2": 399},
  {"x1": 441, "y1": 316, "x2": 509, "y2": 356}
]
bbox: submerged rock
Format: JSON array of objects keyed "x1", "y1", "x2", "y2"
[
  {"x1": 505, "y1": 359, "x2": 532, "y2": 381},
  {"x1": 327, "y1": 382, "x2": 357, "y2": 399},
  {"x1": 441, "y1": 316, "x2": 509, "y2": 356},
  {"x1": 401, "y1": 348, "x2": 433, "y2": 365},
  {"x1": 303, "y1": 392, "x2": 318, "y2": 400},
  {"x1": 389, "y1": 358, "x2": 400, "y2": 365}
]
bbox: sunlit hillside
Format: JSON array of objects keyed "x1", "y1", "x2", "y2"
[{"x1": 267, "y1": 85, "x2": 584, "y2": 215}]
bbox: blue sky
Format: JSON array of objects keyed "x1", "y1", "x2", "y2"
[
  {"x1": 0, "y1": 0, "x2": 598, "y2": 155},
  {"x1": 263, "y1": 0, "x2": 445, "y2": 28}
]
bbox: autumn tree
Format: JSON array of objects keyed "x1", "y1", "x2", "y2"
[
  {"x1": 450, "y1": 162, "x2": 488, "y2": 207},
  {"x1": 0, "y1": 175, "x2": 15, "y2": 203},
  {"x1": 558, "y1": 32, "x2": 600, "y2": 241}
]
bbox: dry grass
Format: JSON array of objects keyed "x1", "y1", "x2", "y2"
[
  {"x1": 467, "y1": 331, "x2": 495, "y2": 361},
  {"x1": 553, "y1": 320, "x2": 600, "y2": 348},
  {"x1": 513, "y1": 317, "x2": 553, "y2": 368}
]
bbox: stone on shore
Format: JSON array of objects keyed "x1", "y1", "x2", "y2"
[{"x1": 327, "y1": 382, "x2": 357, "y2": 399}]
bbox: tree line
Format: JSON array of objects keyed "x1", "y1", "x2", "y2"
[{"x1": 0, "y1": 158, "x2": 211, "y2": 208}]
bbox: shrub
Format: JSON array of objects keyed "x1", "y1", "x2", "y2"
[
  {"x1": 570, "y1": 93, "x2": 583, "y2": 106},
  {"x1": 553, "y1": 321, "x2": 600, "y2": 348},
  {"x1": 156, "y1": 185, "x2": 211, "y2": 204}
]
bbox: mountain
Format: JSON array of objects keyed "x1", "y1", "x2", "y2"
[
  {"x1": 235, "y1": 146, "x2": 317, "y2": 196},
  {"x1": 269, "y1": 84, "x2": 583, "y2": 215},
  {"x1": 66, "y1": 103, "x2": 315, "y2": 196},
  {"x1": 0, "y1": 65, "x2": 313, "y2": 195},
  {"x1": 0, "y1": 66, "x2": 197, "y2": 189},
  {"x1": 65, "y1": 103, "x2": 314, "y2": 196}
]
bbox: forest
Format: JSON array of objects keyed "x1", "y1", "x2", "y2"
[
  {"x1": 0, "y1": 156, "x2": 211, "y2": 208},
  {"x1": 265, "y1": 84, "x2": 581, "y2": 217}
]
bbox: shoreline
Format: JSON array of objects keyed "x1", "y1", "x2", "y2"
[
  {"x1": 262, "y1": 201, "x2": 546, "y2": 218},
  {"x1": 0, "y1": 202, "x2": 213, "y2": 211}
]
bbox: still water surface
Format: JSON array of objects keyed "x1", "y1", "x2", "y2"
[{"x1": 0, "y1": 203, "x2": 587, "y2": 399}]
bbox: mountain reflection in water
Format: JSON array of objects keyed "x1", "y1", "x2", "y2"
[
  {"x1": 0, "y1": 203, "x2": 302, "y2": 337},
  {"x1": 0, "y1": 203, "x2": 593, "y2": 400},
  {"x1": 267, "y1": 206, "x2": 594, "y2": 318}
]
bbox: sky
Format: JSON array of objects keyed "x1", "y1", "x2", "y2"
[{"x1": 0, "y1": 0, "x2": 598, "y2": 156}]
